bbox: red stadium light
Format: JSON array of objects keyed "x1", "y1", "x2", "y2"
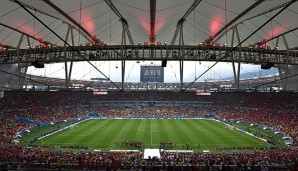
[
  {"x1": 36, "y1": 38, "x2": 44, "y2": 43},
  {"x1": 144, "y1": 42, "x2": 148, "y2": 45},
  {"x1": 203, "y1": 42, "x2": 209, "y2": 46},
  {"x1": 35, "y1": 45, "x2": 39, "y2": 49},
  {"x1": 215, "y1": 42, "x2": 220, "y2": 47},
  {"x1": 86, "y1": 42, "x2": 90, "y2": 46},
  {"x1": 157, "y1": 42, "x2": 161, "y2": 45},
  {"x1": 91, "y1": 35, "x2": 97, "y2": 41},
  {"x1": 150, "y1": 42, "x2": 155, "y2": 45},
  {"x1": 45, "y1": 44, "x2": 49, "y2": 48},
  {"x1": 261, "y1": 39, "x2": 268, "y2": 44},
  {"x1": 97, "y1": 41, "x2": 103, "y2": 46}
]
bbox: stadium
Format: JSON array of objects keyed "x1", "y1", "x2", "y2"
[{"x1": 0, "y1": 0, "x2": 298, "y2": 170}]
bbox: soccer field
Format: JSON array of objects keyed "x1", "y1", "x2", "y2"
[{"x1": 36, "y1": 119, "x2": 267, "y2": 151}]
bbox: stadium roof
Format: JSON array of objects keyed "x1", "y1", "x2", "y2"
[
  {"x1": 1, "y1": 0, "x2": 298, "y2": 50},
  {"x1": 1, "y1": 0, "x2": 298, "y2": 90}
]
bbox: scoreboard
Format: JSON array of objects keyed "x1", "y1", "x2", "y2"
[{"x1": 93, "y1": 88, "x2": 108, "y2": 95}]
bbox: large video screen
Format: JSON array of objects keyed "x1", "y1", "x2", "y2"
[
  {"x1": 196, "y1": 89, "x2": 211, "y2": 96},
  {"x1": 140, "y1": 66, "x2": 164, "y2": 82}
]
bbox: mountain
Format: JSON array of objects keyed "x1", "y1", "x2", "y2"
[{"x1": 223, "y1": 69, "x2": 278, "y2": 80}]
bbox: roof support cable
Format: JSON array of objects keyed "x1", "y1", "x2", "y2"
[
  {"x1": 184, "y1": 0, "x2": 296, "y2": 90},
  {"x1": 14, "y1": 0, "x2": 120, "y2": 90}
]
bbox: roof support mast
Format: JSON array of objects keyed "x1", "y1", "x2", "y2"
[
  {"x1": 104, "y1": 0, "x2": 135, "y2": 91},
  {"x1": 167, "y1": 0, "x2": 203, "y2": 92},
  {"x1": 104, "y1": 0, "x2": 134, "y2": 45},
  {"x1": 214, "y1": 1, "x2": 291, "y2": 44},
  {"x1": 248, "y1": 27, "x2": 298, "y2": 48},
  {"x1": 169, "y1": 0, "x2": 203, "y2": 47},
  {"x1": 13, "y1": 0, "x2": 120, "y2": 90},
  {"x1": 0, "y1": 23, "x2": 57, "y2": 47},
  {"x1": 16, "y1": 34, "x2": 25, "y2": 90},
  {"x1": 42, "y1": 0, "x2": 98, "y2": 42},
  {"x1": 149, "y1": 0, "x2": 156, "y2": 60},
  {"x1": 121, "y1": 23, "x2": 127, "y2": 91},
  {"x1": 150, "y1": 0, "x2": 156, "y2": 42},
  {"x1": 185, "y1": 0, "x2": 296, "y2": 91},
  {"x1": 64, "y1": 25, "x2": 75, "y2": 90}
]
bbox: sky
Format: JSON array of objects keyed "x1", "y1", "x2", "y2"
[{"x1": 26, "y1": 60, "x2": 268, "y2": 83}]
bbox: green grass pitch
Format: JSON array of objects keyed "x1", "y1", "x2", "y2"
[{"x1": 35, "y1": 119, "x2": 269, "y2": 152}]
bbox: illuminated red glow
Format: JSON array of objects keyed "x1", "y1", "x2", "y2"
[
  {"x1": 210, "y1": 14, "x2": 224, "y2": 35},
  {"x1": 154, "y1": 20, "x2": 165, "y2": 36},
  {"x1": 36, "y1": 38, "x2": 44, "y2": 43},
  {"x1": 139, "y1": 14, "x2": 165, "y2": 41},
  {"x1": 81, "y1": 11, "x2": 95, "y2": 33},
  {"x1": 18, "y1": 24, "x2": 41, "y2": 38},
  {"x1": 140, "y1": 20, "x2": 150, "y2": 34},
  {"x1": 0, "y1": 42, "x2": 15, "y2": 49},
  {"x1": 265, "y1": 26, "x2": 286, "y2": 40}
]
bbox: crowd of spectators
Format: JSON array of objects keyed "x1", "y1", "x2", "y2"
[
  {"x1": 92, "y1": 105, "x2": 208, "y2": 118},
  {"x1": 0, "y1": 91, "x2": 297, "y2": 170},
  {"x1": 0, "y1": 145, "x2": 297, "y2": 170}
]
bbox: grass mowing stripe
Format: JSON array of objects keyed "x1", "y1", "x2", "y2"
[
  {"x1": 157, "y1": 120, "x2": 170, "y2": 143},
  {"x1": 123, "y1": 120, "x2": 143, "y2": 143},
  {"x1": 163, "y1": 120, "x2": 182, "y2": 146},
  {"x1": 136, "y1": 119, "x2": 149, "y2": 147},
  {"x1": 229, "y1": 127, "x2": 265, "y2": 147},
  {"x1": 184, "y1": 120, "x2": 205, "y2": 148},
  {"x1": 39, "y1": 120, "x2": 95, "y2": 145},
  {"x1": 74, "y1": 119, "x2": 114, "y2": 148},
  {"x1": 179, "y1": 120, "x2": 205, "y2": 147},
  {"x1": 185, "y1": 120, "x2": 220, "y2": 150},
  {"x1": 100, "y1": 119, "x2": 135, "y2": 148},
  {"x1": 58, "y1": 120, "x2": 108, "y2": 145},
  {"x1": 162, "y1": 120, "x2": 183, "y2": 147},
  {"x1": 42, "y1": 120, "x2": 91, "y2": 145},
  {"x1": 94, "y1": 120, "x2": 129, "y2": 148},
  {"x1": 33, "y1": 119, "x2": 272, "y2": 152},
  {"x1": 196, "y1": 120, "x2": 224, "y2": 149},
  {"x1": 169, "y1": 120, "x2": 193, "y2": 146},
  {"x1": 142, "y1": 120, "x2": 152, "y2": 147},
  {"x1": 76, "y1": 120, "x2": 113, "y2": 148},
  {"x1": 211, "y1": 121, "x2": 265, "y2": 147},
  {"x1": 201, "y1": 120, "x2": 259, "y2": 147},
  {"x1": 199, "y1": 120, "x2": 239, "y2": 147},
  {"x1": 190, "y1": 120, "x2": 220, "y2": 149},
  {"x1": 131, "y1": 120, "x2": 144, "y2": 142},
  {"x1": 150, "y1": 120, "x2": 152, "y2": 145},
  {"x1": 150, "y1": 119, "x2": 157, "y2": 147},
  {"x1": 122, "y1": 120, "x2": 144, "y2": 143}
]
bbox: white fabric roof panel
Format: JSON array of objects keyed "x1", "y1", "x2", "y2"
[{"x1": 0, "y1": 0, "x2": 298, "y2": 49}]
